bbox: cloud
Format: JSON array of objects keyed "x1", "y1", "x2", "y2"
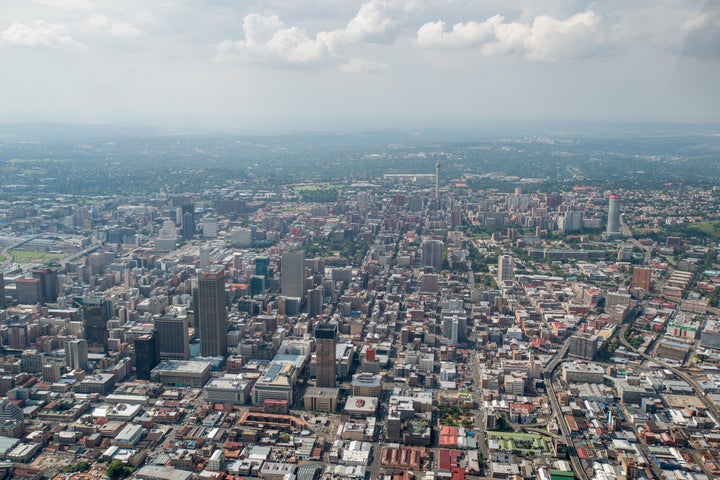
[
  {"x1": 214, "y1": 0, "x2": 398, "y2": 67},
  {"x1": 681, "y1": 11, "x2": 720, "y2": 60},
  {"x1": 84, "y1": 14, "x2": 108, "y2": 29},
  {"x1": 340, "y1": 57, "x2": 388, "y2": 73},
  {"x1": 417, "y1": 10, "x2": 603, "y2": 61},
  {"x1": 0, "y1": 20, "x2": 85, "y2": 49},
  {"x1": 109, "y1": 21, "x2": 143, "y2": 38}
]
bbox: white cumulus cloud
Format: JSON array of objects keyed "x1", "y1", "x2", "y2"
[
  {"x1": 214, "y1": 0, "x2": 398, "y2": 67},
  {"x1": 417, "y1": 10, "x2": 603, "y2": 62},
  {"x1": 0, "y1": 20, "x2": 85, "y2": 49},
  {"x1": 340, "y1": 57, "x2": 388, "y2": 73}
]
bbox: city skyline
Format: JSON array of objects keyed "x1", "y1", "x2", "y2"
[{"x1": 0, "y1": 0, "x2": 718, "y2": 131}]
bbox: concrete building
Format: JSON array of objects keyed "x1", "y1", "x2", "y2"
[
  {"x1": 562, "y1": 361, "x2": 605, "y2": 383},
  {"x1": 251, "y1": 362, "x2": 295, "y2": 406},
  {"x1": 421, "y1": 239, "x2": 444, "y2": 270},
  {"x1": 497, "y1": 255, "x2": 514, "y2": 285},
  {"x1": 607, "y1": 194, "x2": 621, "y2": 234},
  {"x1": 196, "y1": 266, "x2": 228, "y2": 357},
  {"x1": 204, "y1": 374, "x2": 254, "y2": 404},
  {"x1": 569, "y1": 333, "x2": 600, "y2": 361},
  {"x1": 15, "y1": 278, "x2": 41, "y2": 305},
  {"x1": 65, "y1": 338, "x2": 88, "y2": 371},
  {"x1": 303, "y1": 386, "x2": 340, "y2": 412},
  {"x1": 154, "y1": 314, "x2": 190, "y2": 360},
  {"x1": 315, "y1": 322, "x2": 337, "y2": 388},
  {"x1": 281, "y1": 250, "x2": 306, "y2": 300},
  {"x1": 151, "y1": 360, "x2": 212, "y2": 387},
  {"x1": 632, "y1": 267, "x2": 652, "y2": 291}
]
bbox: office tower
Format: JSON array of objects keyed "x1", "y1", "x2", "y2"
[
  {"x1": 80, "y1": 296, "x2": 113, "y2": 347},
  {"x1": 421, "y1": 240, "x2": 444, "y2": 270},
  {"x1": 442, "y1": 316, "x2": 466, "y2": 344},
  {"x1": 255, "y1": 256, "x2": 270, "y2": 278},
  {"x1": 15, "y1": 278, "x2": 41, "y2": 304},
  {"x1": 21, "y1": 350, "x2": 44, "y2": 374},
  {"x1": 315, "y1": 322, "x2": 337, "y2": 388},
  {"x1": 134, "y1": 332, "x2": 160, "y2": 380},
  {"x1": 607, "y1": 194, "x2": 621, "y2": 234},
  {"x1": 43, "y1": 363, "x2": 61, "y2": 383},
  {"x1": 569, "y1": 333, "x2": 600, "y2": 360},
  {"x1": 203, "y1": 216, "x2": 218, "y2": 239},
  {"x1": 281, "y1": 251, "x2": 306, "y2": 299},
  {"x1": 307, "y1": 287, "x2": 323, "y2": 318},
  {"x1": 181, "y1": 203, "x2": 195, "y2": 239},
  {"x1": 8, "y1": 324, "x2": 28, "y2": 349},
  {"x1": 497, "y1": 255, "x2": 514, "y2": 284},
  {"x1": 154, "y1": 314, "x2": 190, "y2": 360},
  {"x1": 32, "y1": 268, "x2": 58, "y2": 304},
  {"x1": 197, "y1": 266, "x2": 228, "y2": 357},
  {"x1": 0, "y1": 272, "x2": 5, "y2": 308},
  {"x1": 199, "y1": 247, "x2": 210, "y2": 270},
  {"x1": 65, "y1": 338, "x2": 88, "y2": 371},
  {"x1": 632, "y1": 267, "x2": 652, "y2": 291}
]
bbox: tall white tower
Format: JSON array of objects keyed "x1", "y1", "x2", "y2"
[{"x1": 435, "y1": 160, "x2": 441, "y2": 210}]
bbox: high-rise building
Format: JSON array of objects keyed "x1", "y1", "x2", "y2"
[
  {"x1": 307, "y1": 287, "x2": 324, "y2": 318},
  {"x1": 134, "y1": 332, "x2": 160, "y2": 380},
  {"x1": 43, "y1": 363, "x2": 61, "y2": 383},
  {"x1": 497, "y1": 255, "x2": 514, "y2": 285},
  {"x1": 421, "y1": 240, "x2": 444, "y2": 270},
  {"x1": 632, "y1": 267, "x2": 652, "y2": 292},
  {"x1": 569, "y1": 333, "x2": 600, "y2": 360},
  {"x1": 180, "y1": 203, "x2": 195, "y2": 239},
  {"x1": 281, "y1": 251, "x2": 306, "y2": 300},
  {"x1": 203, "y1": 216, "x2": 218, "y2": 239},
  {"x1": 314, "y1": 322, "x2": 337, "y2": 388},
  {"x1": 80, "y1": 296, "x2": 113, "y2": 348},
  {"x1": 0, "y1": 272, "x2": 6, "y2": 308},
  {"x1": 65, "y1": 338, "x2": 88, "y2": 371},
  {"x1": 15, "y1": 278, "x2": 41, "y2": 304},
  {"x1": 154, "y1": 314, "x2": 190, "y2": 360},
  {"x1": 21, "y1": 350, "x2": 44, "y2": 374},
  {"x1": 607, "y1": 194, "x2": 621, "y2": 234},
  {"x1": 255, "y1": 256, "x2": 270, "y2": 278},
  {"x1": 8, "y1": 324, "x2": 28, "y2": 349},
  {"x1": 197, "y1": 266, "x2": 228, "y2": 357},
  {"x1": 32, "y1": 268, "x2": 58, "y2": 304}
]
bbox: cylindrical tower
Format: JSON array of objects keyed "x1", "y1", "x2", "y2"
[{"x1": 607, "y1": 194, "x2": 621, "y2": 234}]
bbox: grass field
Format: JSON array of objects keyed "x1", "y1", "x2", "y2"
[{"x1": 8, "y1": 249, "x2": 65, "y2": 264}]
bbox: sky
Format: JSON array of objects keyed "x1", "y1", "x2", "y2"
[{"x1": 0, "y1": 0, "x2": 719, "y2": 132}]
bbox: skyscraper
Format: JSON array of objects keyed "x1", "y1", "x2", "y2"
[
  {"x1": 134, "y1": 332, "x2": 160, "y2": 380},
  {"x1": 80, "y1": 296, "x2": 113, "y2": 348},
  {"x1": 607, "y1": 194, "x2": 621, "y2": 234},
  {"x1": 197, "y1": 266, "x2": 228, "y2": 357},
  {"x1": 421, "y1": 240, "x2": 444, "y2": 270},
  {"x1": 0, "y1": 272, "x2": 6, "y2": 308},
  {"x1": 32, "y1": 268, "x2": 58, "y2": 304},
  {"x1": 281, "y1": 251, "x2": 306, "y2": 300},
  {"x1": 180, "y1": 203, "x2": 195, "y2": 239},
  {"x1": 65, "y1": 338, "x2": 88, "y2": 371},
  {"x1": 154, "y1": 314, "x2": 190, "y2": 360},
  {"x1": 315, "y1": 322, "x2": 337, "y2": 388},
  {"x1": 632, "y1": 267, "x2": 652, "y2": 292},
  {"x1": 497, "y1": 255, "x2": 514, "y2": 285}
]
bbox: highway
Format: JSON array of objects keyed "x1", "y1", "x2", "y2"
[
  {"x1": 543, "y1": 339, "x2": 591, "y2": 480},
  {"x1": 0, "y1": 235, "x2": 40, "y2": 265}
]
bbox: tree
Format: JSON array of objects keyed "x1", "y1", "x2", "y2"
[{"x1": 107, "y1": 460, "x2": 133, "y2": 480}]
